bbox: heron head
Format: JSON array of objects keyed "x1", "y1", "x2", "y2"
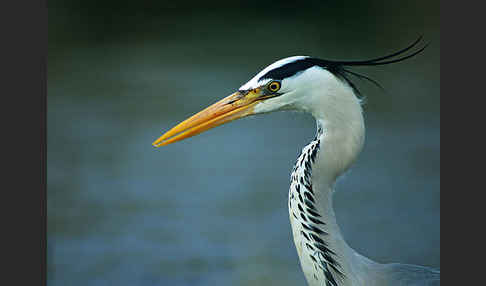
[{"x1": 152, "y1": 56, "x2": 335, "y2": 147}]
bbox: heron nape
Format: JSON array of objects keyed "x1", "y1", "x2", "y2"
[{"x1": 152, "y1": 36, "x2": 439, "y2": 286}]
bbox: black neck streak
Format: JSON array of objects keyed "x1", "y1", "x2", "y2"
[{"x1": 289, "y1": 127, "x2": 345, "y2": 286}]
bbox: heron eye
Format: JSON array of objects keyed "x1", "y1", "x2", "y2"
[{"x1": 267, "y1": 81, "x2": 281, "y2": 93}]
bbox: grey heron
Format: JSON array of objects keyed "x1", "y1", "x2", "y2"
[{"x1": 152, "y1": 37, "x2": 440, "y2": 286}]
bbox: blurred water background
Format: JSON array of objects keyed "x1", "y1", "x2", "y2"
[{"x1": 48, "y1": 1, "x2": 440, "y2": 285}]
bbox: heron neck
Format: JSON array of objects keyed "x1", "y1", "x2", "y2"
[{"x1": 289, "y1": 95, "x2": 372, "y2": 285}]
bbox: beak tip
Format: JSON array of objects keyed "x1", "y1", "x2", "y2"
[{"x1": 152, "y1": 140, "x2": 162, "y2": 148}]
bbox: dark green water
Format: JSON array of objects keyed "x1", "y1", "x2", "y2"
[{"x1": 48, "y1": 2, "x2": 439, "y2": 285}]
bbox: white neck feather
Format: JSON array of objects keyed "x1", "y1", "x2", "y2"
[{"x1": 288, "y1": 75, "x2": 378, "y2": 286}]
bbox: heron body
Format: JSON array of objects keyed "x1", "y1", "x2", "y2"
[{"x1": 153, "y1": 38, "x2": 440, "y2": 285}]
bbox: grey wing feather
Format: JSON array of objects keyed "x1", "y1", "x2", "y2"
[{"x1": 381, "y1": 263, "x2": 440, "y2": 286}]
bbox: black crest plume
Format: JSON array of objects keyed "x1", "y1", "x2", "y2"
[{"x1": 312, "y1": 36, "x2": 428, "y2": 97}]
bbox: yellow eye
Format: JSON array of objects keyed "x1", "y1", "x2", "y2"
[{"x1": 268, "y1": 81, "x2": 281, "y2": 92}]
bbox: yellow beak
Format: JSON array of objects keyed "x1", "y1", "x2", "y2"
[{"x1": 153, "y1": 90, "x2": 263, "y2": 147}]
